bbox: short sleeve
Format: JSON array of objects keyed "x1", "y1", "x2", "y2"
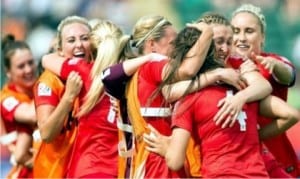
[
  {"x1": 139, "y1": 60, "x2": 168, "y2": 84},
  {"x1": 1, "y1": 96, "x2": 21, "y2": 123},
  {"x1": 171, "y1": 97, "x2": 194, "y2": 133},
  {"x1": 34, "y1": 81, "x2": 60, "y2": 107}
]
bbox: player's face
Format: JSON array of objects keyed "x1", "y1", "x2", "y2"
[
  {"x1": 213, "y1": 24, "x2": 233, "y2": 61},
  {"x1": 60, "y1": 22, "x2": 92, "y2": 59},
  {"x1": 231, "y1": 12, "x2": 265, "y2": 57},
  {"x1": 152, "y1": 25, "x2": 177, "y2": 56},
  {"x1": 6, "y1": 49, "x2": 37, "y2": 90}
]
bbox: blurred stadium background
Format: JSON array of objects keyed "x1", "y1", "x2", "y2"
[{"x1": 1, "y1": 0, "x2": 299, "y2": 177}]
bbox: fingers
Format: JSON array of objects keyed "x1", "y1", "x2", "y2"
[
  {"x1": 238, "y1": 76, "x2": 247, "y2": 89},
  {"x1": 186, "y1": 22, "x2": 209, "y2": 31},
  {"x1": 214, "y1": 97, "x2": 240, "y2": 128},
  {"x1": 143, "y1": 131, "x2": 158, "y2": 150},
  {"x1": 67, "y1": 72, "x2": 82, "y2": 87},
  {"x1": 253, "y1": 55, "x2": 263, "y2": 64},
  {"x1": 229, "y1": 112, "x2": 239, "y2": 127},
  {"x1": 147, "y1": 124, "x2": 160, "y2": 136},
  {"x1": 65, "y1": 72, "x2": 83, "y2": 99},
  {"x1": 214, "y1": 102, "x2": 231, "y2": 125},
  {"x1": 217, "y1": 98, "x2": 225, "y2": 108},
  {"x1": 233, "y1": 77, "x2": 247, "y2": 91}
]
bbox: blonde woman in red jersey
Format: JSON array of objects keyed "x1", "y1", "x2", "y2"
[{"x1": 228, "y1": 4, "x2": 299, "y2": 176}]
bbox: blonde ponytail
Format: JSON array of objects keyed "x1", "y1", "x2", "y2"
[{"x1": 77, "y1": 20, "x2": 127, "y2": 117}]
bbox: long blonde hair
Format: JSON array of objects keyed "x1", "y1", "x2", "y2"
[{"x1": 77, "y1": 20, "x2": 130, "y2": 117}]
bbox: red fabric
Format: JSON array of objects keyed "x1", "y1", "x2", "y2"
[
  {"x1": 258, "y1": 53, "x2": 299, "y2": 177},
  {"x1": 227, "y1": 52, "x2": 299, "y2": 177},
  {"x1": 137, "y1": 60, "x2": 185, "y2": 177},
  {"x1": 261, "y1": 144, "x2": 293, "y2": 178},
  {"x1": 172, "y1": 85, "x2": 269, "y2": 178},
  {"x1": 60, "y1": 58, "x2": 118, "y2": 178}
]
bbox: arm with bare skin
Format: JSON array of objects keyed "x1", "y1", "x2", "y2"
[{"x1": 37, "y1": 71, "x2": 82, "y2": 142}]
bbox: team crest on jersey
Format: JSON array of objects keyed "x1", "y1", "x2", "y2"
[
  {"x1": 38, "y1": 83, "x2": 52, "y2": 96},
  {"x1": 68, "y1": 58, "x2": 81, "y2": 65},
  {"x1": 2, "y1": 97, "x2": 19, "y2": 112}
]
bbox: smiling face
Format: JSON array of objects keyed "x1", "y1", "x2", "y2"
[
  {"x1": 6, "y1": 48, "x2": 37, "y2": 90},
  {"x1": 231, "y1": 12, "x2": 265, "y2": 57},
  {"x1": 59, "y1": 22, "x2": 92, "y2": 59},
  {"x1": 213, "y1": 24, "x2": 233, "y2": 61}
]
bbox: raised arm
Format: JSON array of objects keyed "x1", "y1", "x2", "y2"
[
  {"x1": 162, "y1": 22, "x2": 214, "y2": 81},
  {"x1": 258, "y1": 95, "x2": 300, "y2": 140}
]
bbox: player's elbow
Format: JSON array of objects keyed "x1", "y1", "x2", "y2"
[
  {"x1": 14, "y1": 150, "x2": 28, "y2": 164},
  {"x1": 287, "y1": 109, "x2": 300, "y2": 125},
  {"x1": 38, "y1": 125, "x2": 55, "y2": 143},
  {"x1": 165, "y1": 156, "x2": 184, "y2": 171},
  {"x1": 39, "y1": 130, "x2": 55, "y2": 143}
]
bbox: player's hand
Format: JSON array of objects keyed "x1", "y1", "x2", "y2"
[
  {"x1": 143, "y1": 124, "x2": 170, "y2": 157},
  {"x1": 214, "y1": 93, "x2": 246, "y2": 128},
  {"x1": 64, "y1": 71, "x2": 83, "y2": 100}
]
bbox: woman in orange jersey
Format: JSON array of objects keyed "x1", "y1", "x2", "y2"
[
  {"x1": 33, "y1": 16, "x2": 89, "y2": 178},
  {"x1": 0, "y1": 34, "x2": 37, "y2": 178}
]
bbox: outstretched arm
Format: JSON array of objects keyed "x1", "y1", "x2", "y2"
[
  {"x1": 162, "y1": 68, "x2": 245, "y2": 103},
  {"x1": 253, "y1": 53, "x2": 295, "y2": 86},
  {"x1": 162, "y1": 22, "x2": 213, "y2": 81},
  {"x1": 123, "y1": 53, "x2": 167, "y2": 76}
]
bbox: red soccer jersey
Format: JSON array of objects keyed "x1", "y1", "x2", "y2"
[
  {"x1": 59, "y1": 58, "x2": 118, "y2": 178},
  {"x1": 137, "y1": 60, "x2": 185, "y2": 178},
  {"x1": 226, "y1": 52, "x2": 299, "y2": 176},
  {"x1": 257, "y1": 53, "x2": 299, "y2": 176},
  {"x1": 172, "y1": 85, "x2": 269, "y2": 178}
]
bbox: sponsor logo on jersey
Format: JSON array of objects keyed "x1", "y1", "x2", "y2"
[
  {"x1": 38, "y1": 83, "x2": 52, "y2": 96},
  {"x1": 2, "y1": 97, "x2": 19, "y2": 112}
]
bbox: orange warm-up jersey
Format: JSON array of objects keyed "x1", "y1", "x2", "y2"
[
  {"x1": 1, "y1": 83, "x2": 34, "y2": 178},
  {"x1": 33, "y1": 70, "x2": 77, "y2": 178}
]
